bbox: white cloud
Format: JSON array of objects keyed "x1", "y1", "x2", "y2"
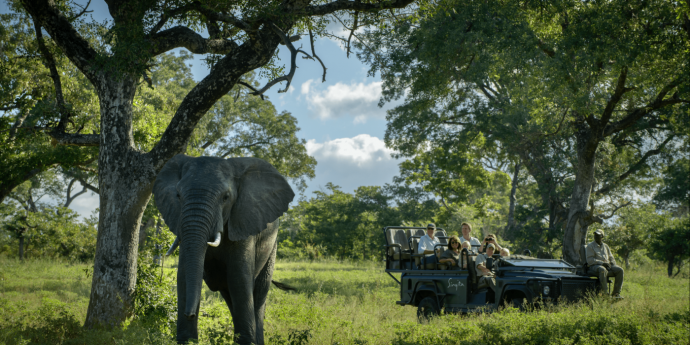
[
  {"x1": 301, "y1": 79, "x2": 385, "y2": 123},
  {"x1": 303, "y1": 135, "x2": 402, "y2": 195}
]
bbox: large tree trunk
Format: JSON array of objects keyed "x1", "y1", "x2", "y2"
[
  {"x1": 83, "y1": 75, "x2": 156, "y2": 329},
  {"x1": 667, "y1": 255, "x2": 674, "y2": 277},
  {"x1": 504, "y1": 161, "x2": 520, "y2": 239},
  {"x1": 563, "y1": 125, "x2": 599, "y2": 266},
  {"x1": 18, "y1": 236, "x2": 24, "y2": 260}
]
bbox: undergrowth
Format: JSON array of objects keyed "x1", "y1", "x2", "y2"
[{"x1": 0, "y1": 257, "x2": 688, "y2": 344}]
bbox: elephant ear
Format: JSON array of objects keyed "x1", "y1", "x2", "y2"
[
  {"x1": 153, "y1": 154, "x2": 194, "y2": 237},
  {"x1": 227, "y1": 157, "x2": 295, "y2": 241}
]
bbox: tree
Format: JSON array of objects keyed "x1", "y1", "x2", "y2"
[
  {"x1": 9, "y1": 0, "x2": 420, "y2": 328},
  {"x1": 649, "y1": 217, "x2": 690, "y2": 277},
  {"x1": 357, "y1": 0, "x2": 689, "y2": 265},
  {"x1": 605, "y1": 204, "x2": 666, "y2": 269},
  {"x1": 0, "y1": 13, "x2": 98, "y2": 204}
]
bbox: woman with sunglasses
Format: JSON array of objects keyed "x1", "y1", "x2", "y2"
[{"x1": 439, "y1": 235, "x2": 465, "y2": 269}]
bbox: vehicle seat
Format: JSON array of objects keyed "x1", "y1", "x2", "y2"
[
  {"x1": 385, "y1": 229, "x2": 411, "y2": 270},
  {"x1": 467, "y1": 255, "x2": 477, "y2": 286},
  {"x1": 411, "y1": 231, "x2": 436, "y2": 270}
]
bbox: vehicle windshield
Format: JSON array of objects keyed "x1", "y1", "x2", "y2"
[{"x1": 502, "y1": 259, "x2": 573, "y2": 268}]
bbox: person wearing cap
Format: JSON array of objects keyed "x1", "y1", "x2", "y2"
[
  {"x1": 417, "y1": 223, "x2": 441, "y2": 269},
  {"x1": 475, "y1": 243, "x2": 498, "y2": 292},
  {"x1": 459, "y1": 222, "x2": 482, "y2": 254},
  {"x1": 586, "y1": 229, "x2": 624, "y2": 298}
]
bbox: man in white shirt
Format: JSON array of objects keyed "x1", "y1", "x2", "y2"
[
  {"x1": 417, "y1": 223, "x2": 440, "y2": 269},
  {"x1": 586, "y1": 230, "x2": 624, "y2": 298},
  {"x1": 459, "y1": 222, "x2": 482, "y2": 254}
]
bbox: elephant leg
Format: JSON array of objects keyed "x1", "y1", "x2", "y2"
[
  {"x1": 219, "y1": 289, "x2": 240, "y2": 341},
  {"x1": 226, "y1": 268, "x2": 256, "y2": 344},
  {"x1": 253, "y1": 243, "x2": 277, "y2": 345},
  {"x1": 176, "y1": 263, "x2": 199, "y2": 343}
]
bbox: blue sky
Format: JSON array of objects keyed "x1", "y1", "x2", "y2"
[{"x1": 1, "y1": 1, "x2": 404, "y2": 217}]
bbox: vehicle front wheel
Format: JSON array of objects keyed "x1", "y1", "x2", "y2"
[{"x1": 417, "y1": 296, "x2": 439, "y2": 323}]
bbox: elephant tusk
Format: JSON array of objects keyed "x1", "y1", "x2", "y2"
[
  {"x1": 207, "y1": 232, "x2": 221, "y2": 247},
  {"x1": 166, "y1": 237, "x2": 180, "y2": 256}
]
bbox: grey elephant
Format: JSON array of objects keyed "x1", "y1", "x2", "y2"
[{"x1": 153, "y1": 154, "x2": 295, "y2": 344}]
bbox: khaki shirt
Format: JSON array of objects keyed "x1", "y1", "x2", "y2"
[
  {"x1": 586, "y1": 241, "x2": 616, "y2": 266},
  {"x1": 475, "y1": 253, "x2": 494, "y2": 277}
]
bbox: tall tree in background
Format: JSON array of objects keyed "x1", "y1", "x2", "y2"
[
  {"x1": 8, "y1": 0, "x2": 420, "y2": 328},
  {"x1": 358, "y1": 0, "x2": 689, "y2": 264}
]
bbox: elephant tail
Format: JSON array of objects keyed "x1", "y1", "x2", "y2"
[{"x1": 271, "y1": 280, "x2": 297, "y2": 291}]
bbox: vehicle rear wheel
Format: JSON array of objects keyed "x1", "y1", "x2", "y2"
[{"x1": 417, "y1": 296, "x2": 439, "y2": 323}]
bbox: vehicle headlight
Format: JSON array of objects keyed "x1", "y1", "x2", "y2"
[{"x1": 543, "y1": 286, "x2": 550, "y2": 295}]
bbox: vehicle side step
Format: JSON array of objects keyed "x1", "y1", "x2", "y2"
[{"x1": 396, "y1": 301, "x2": 406, "y2": 306}]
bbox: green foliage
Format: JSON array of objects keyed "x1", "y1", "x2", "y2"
[
  {"x1": 604, "y1": 204, "x2": 668, "y2": 269},
  {"x1": 0, "y1": 205, "x2": 97, "y2": 262},
  {"x1": 649, "y1": 217, "x2": 690, "y2": 277},
  {"x1": 132, "y1": 230, "x2": 177, "y2": 336},
  {"x1": 280, "y1": 183, "x2": 440, "y2": 260},
  {"x1": 0, "y1": 298, "x2": 82, "y2": 345}
]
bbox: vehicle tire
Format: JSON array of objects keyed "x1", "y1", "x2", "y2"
[
  {"x1": 510, "y1": 297, "x2": 527, "y2": 311},
  {"x1": 417, "y1": 296, "x2": 439, "y2": 323}
]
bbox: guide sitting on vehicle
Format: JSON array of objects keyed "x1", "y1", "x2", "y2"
[
  {"x1": 417, "y1": 223, "x2": 440, "y2": 269},
  {"x1": 459, "y1": 222, "x2": 482, "y2": 254},
  {"x1": 475, "y1": 243, "x2": 498, "y2": 293},
  {"x1": 586, "y1": 230, "x2": 625, "y2": 299}
]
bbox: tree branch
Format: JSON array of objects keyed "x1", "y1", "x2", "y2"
[
  {"x1": 49, "y1": 131, "x2": 100, "y2": 146},
  {"x1": 67, "y1": 0, "x2": 93, "y2": 22},
  {"x1": 604, "y1": 75, "x2": 687, "y2": 136},
  {"x1": 594, "y1": 135, "x2": 674, "y2": 195},
  {"x1": 295, "y1": 0, "x2": 416, "y2": 16},
  {"x1": 251, "y1": 23, "x2": 314, "y2": 95},
  {"x1": 600, "y1": 66, "x2": 633, "y2": 127},
  {"x1": 189, "y1": 2, "x2": 254, "y2": 33},
  {"x1": 236, "y1": 81, "x2": 264, "y2": 100},
  {"x1": 0, "y1": 105, "x2": 20, "y2": 111},
  {"x1": 219, "y1": 139, "x2": 273, "y2": 158},
  {"x1": 596, "y1": 201, "x2": 632, "y2": 220},
  {"x1": 20, "y1": 0, "x2": 99, "y2": 82},
  {"x1": 75, "y1": 177, "x2": 99, "y2": 194},
  {"x1": 347, "y1": 11, "x2": 359, "y2": 58},
  {"x1": 308, "y1": 28, "x2": 327, "y2": 82},
  {"x1": 31, "y1": 16, "x2": 68, "y2": 133},
  {"x1": 150, "y1": 26, "x2": 238, "y2": 56},
  {"x1": 148, "y1": 3, "x2": 197, "y2": 36}
]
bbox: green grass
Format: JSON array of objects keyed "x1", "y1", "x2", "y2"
[{"x1": 0, "y1": 257, "x2": 688, "y2": 344}]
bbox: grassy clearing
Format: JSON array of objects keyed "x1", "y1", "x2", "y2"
[{"x1": 0, "y1": 257, "x2": 688, "y2": 344}]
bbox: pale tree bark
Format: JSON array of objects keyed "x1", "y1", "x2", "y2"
[
  {"x1": 503, "y1": 161, "x2": 520, "y2": 238},
  {"x1": 562, "y1": 121, "x2": 599, "y2": 265}
]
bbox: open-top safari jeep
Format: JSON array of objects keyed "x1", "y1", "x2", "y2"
[{"x1": 383, "y1": 226, "x2": 602, "y2": 321}]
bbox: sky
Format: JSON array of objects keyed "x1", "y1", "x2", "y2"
[{"x1": 1, "y1": 1, "x2": 404, "y2": 217}]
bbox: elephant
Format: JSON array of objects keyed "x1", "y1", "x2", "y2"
[{"x1": 153, "y1": 154, "x2": 295, "y2": 344}]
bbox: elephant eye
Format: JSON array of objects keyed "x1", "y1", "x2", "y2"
[
  {"x1": 223, "y1": 193, "x2": 230, "y2": 201},
  {"x1": 176, "y1": 193, "x2": 180, "y2": 199}
]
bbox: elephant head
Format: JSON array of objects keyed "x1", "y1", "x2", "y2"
[{"x1": 153, "y1": 154, "x2": 294, "y2": 318}]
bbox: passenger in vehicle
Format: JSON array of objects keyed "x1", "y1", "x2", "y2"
[
  {"x1": 439, "y1": 235, "x2": 463, "y2": 269},
  {"x1": 586, "y1": 230, "x2": 624, "y2": 299},
  {"x1": 459, "y1": 222, "x2": 482, "y2": 254},
  {"x1": 500, "y1": 248, "x2": 510, "y2": 257},
  {"x1": 418, "y1": 223, "x2": 440, "y2": 269},
  {"x1": 475, "y1": 243, "x2": 498, "y2": 293},
  {"x1": 480, "y1": 233, "x2": 504, "y2": 254}
]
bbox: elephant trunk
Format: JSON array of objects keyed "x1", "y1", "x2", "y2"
[
  {"x1": 179, "y1": 197, "x2": 221, "y2": 319},
  {"x1": 180, "y1": 233, "x2": 206, "y2": 318}
]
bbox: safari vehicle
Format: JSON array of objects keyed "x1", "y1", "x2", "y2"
[{"x1": 383, "y1": 226, "x2": 601, "y2": 320}]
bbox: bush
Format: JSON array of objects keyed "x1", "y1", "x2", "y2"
[{"x1": 0, "y1": 298, "x2": 82, "y2": 344}]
